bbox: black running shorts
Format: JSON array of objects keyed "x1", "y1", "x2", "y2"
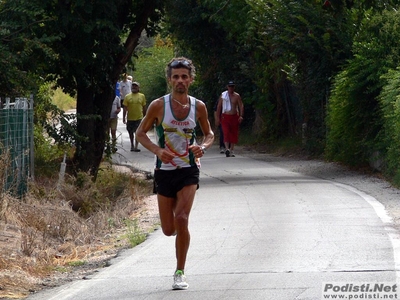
[{"x1": 154, "y1": 166, "x2": 199, "y2": 197}]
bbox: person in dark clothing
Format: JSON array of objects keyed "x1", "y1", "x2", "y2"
[{"x1": 213, "y1": 98, "x2": 226, "y2": 153}]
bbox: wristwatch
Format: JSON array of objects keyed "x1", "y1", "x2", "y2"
[{"x1": 200, "y1": 146, "x2": 207, "y2": 154}]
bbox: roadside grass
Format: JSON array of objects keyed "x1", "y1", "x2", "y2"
[
  {"x1": 0, "y1": 152, "x2": 156, "y2": 299},
  {"x1": 124, "y1": 218, "x2": 147, "y2": 248}
]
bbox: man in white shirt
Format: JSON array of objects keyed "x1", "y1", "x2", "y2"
[{"x1": 119, "y1": 73, "x2": 132, "y2": 106}]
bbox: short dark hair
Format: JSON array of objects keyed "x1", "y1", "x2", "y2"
[{"x1": 166, "y1": 57, "x2": 196, "y2": 79}]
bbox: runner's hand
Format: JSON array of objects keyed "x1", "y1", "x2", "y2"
[
  {"x1": 189, "y1": 145, "x2": 204, "y2": 158},
  {"x1": 155, "y1": 148, "x2": 176, "y2": 164}
]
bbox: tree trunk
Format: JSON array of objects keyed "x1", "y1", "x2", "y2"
[
  {"x1": 252, "y1": 108, "x2": 265, "y2": 135},
  {"x1": 72, "y1": 85, "x2": 113, "y2": 178}
]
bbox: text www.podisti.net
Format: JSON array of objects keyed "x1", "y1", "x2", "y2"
[{"x1": 322, "y1": 282, "x2": 398, "y2": 299}]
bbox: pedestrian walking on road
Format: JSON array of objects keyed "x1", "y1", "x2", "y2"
[
  {"x1": 213, "y1": 98, "x2": 227, "y2": 153},
  {"x1": 123, "y1": 81, "x2": 146, "y2": 152},
  {"x1": 136, "y1": 57, "x2": 214, "y2": 290},
  {"x1": 119, "y1": 73, "x2": 132, "y2": 107},
  {"x1": 215, "y1": 81, "x2": 244, "y2": 157},
  {"x1": 108, "y1": 94, "x2": 121, "y2": 152}
]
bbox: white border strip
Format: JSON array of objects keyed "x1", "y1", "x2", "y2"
[{"x1": 334, "y1": 182, "x2": 400, "y2": 282}]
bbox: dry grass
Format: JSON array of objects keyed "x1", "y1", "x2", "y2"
[{"x1": 0, "y1": 159, "x2": 158, "y2": 299}]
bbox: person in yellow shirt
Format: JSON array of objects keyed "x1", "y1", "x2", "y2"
[{"x1": 122, "y1": 82, "x2": 147, "y2": 152}]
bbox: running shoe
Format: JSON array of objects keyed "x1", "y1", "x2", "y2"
[
  {"x1": 230, "y1": 152, "x2": 235, "y2": 157},
  {"x1": 225, "y1": 149, "x2": 231, "y2": 157},
  {"x1": 172, "y1": 270, "x2": 189, "y2": 290},
  {"x1": 220, "y1": 148, "x2": 225, "y2": 154}
]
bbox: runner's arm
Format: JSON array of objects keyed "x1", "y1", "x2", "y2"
[
  {"x1": 136, "y1": 99, "x2": 176, "y2": 164},
  {"x1": 196, "y1": 100, "x2": 214, "y2": 150}
]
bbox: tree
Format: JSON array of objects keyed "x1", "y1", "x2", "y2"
[
  {"x1": 39, "y1": 0, "x2": 164, "y2": 177},
  {"x1": 1, "y1": 0, "x2": 164, "y2": 177},
  {"x1": 0, "y1": 0, "x2": 59, "y2": 96},
  {"x1": 132, "y1": 37, "x2": 174, "y2": 102},
  {"x1": 326, "y1": 9, "x2": 400, "y2": 167},
  {"x1": 164, "y1": 0, "x2": 252, "y2": 107},
  {"x1": 163, "y1": 0, "x2": 352, "y2": 148},
  {"x1": 163, "y1": 0, "x2": 398, "y2": 154}
]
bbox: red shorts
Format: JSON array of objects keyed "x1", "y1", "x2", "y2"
[{"x1": 221, "y1": 114, "x2": 239, "y2": 144}]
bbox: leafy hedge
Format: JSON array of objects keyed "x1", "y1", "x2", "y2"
[
  {"x1": 326, "y1": 10, "x2": 400, "y2": 175},
  {"x1": 379, "y1": 69, "x2": 400, "y2": 185}
]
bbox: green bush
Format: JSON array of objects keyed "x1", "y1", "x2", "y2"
[
  {"x1": 379, "y1": 68, "x2": 400, "y2": 186},
  {"x1": 34, "y1": 125, "x2": 70, "y2": 177},
  {"x1": 132, "y1": 38, "x2": 174, "y2": 102},
  {"x1": 326, "y1": 10, "x2": 400, "y2": 167},
  {"x1": 326, "y1": 69, "x2": 367, "y2": 165},
  {"x1": 51, "y1": 87, "x2": 76, "y2": 112}
]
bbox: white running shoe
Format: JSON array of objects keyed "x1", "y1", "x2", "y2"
[{"x1": 172, "y1": 270, "x2": 189, "y2": 290}]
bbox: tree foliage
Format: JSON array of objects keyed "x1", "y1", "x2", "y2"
[
  {"x1": 38, "y1": 0, "x2": 164, "y2": 177},
  {"x1": 164, "y1": 0, "x2": 356, "y2": 150},
  {"x1": 1, "y1": 0, "x2": 164, "y2": 177},
  {"x1": 379, "y1": 68, "x2": 400, "y2": 184},
  {"x1": 0, "y1": 0, "x2": 59, "y2": 95},
  {"x1": 326, "y1": 9, "x2": 400, "y2": 167},
  {"x1": 3, "y1": 0, "x2": 400, "y2": 182},
  {"x1": 163, "y1": 0, "x2": 399, "y2": 158},
  {"x1": 132, "y1": 36, "x2": 174, "y2": 102},
  {"x1": 164, "y1": 1, "x2": 247, "y2": 102}
]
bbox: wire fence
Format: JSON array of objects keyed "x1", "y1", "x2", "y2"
[{"x1": 0, "y1": 96, "x2": 34, "y2": 197}]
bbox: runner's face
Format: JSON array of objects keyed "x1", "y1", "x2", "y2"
[{"x1": 168, "y1": 68, "x2": 193, "y2": 94}]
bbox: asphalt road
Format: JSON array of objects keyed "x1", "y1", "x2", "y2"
[{"x1": 28, "y1": 120, "x2": 400, "y2": 300}]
